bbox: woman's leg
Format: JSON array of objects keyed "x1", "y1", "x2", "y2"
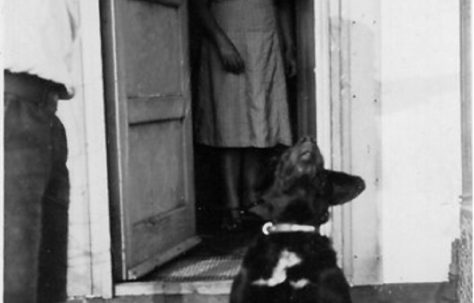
[
  {"x1": 242, "y1": 148, "x2": 264, "y2": 209},
  {"x1": 219, "y1": 148, "x2": 242, "y2": 229}
]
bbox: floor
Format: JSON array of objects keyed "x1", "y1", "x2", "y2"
[{"x1": 140, "y1": 216, "x2": 261, "y2": 282}]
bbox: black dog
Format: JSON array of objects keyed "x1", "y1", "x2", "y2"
[{"x1": 230, "y1": 137, "x2": 365, "y2": 303}]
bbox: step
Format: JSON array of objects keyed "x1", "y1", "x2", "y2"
[{"x1": 69, "y1": 282, "x2": 448, "y2": 303}]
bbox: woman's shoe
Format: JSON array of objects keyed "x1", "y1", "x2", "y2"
[
  {"x1": 241, "y1": 199, "x2": 264, "y2": 211},
  {"x1": 220, "y1": 208, "x2": 243, "y2": 232}
]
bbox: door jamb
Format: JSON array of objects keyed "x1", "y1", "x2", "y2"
[
  {"x1": 100, "y1": 0, "x2": 131, "y2": 282},
  {"x1": 295, "y1": 0, "x2": 317, "y2": 139},
  {"x1": 78, "y1": 1, "x2": 114, "y2": 297},
  {"x1": 295, "y1": 0, "x2": 354, "y2": 280}
]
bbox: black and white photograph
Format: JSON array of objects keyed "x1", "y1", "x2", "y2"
[{"x1": 2, "y1": 0, "x2": 472, "y2": 302}]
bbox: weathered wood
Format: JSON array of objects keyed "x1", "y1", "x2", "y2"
[
  {"x1": 79, "y1": 1, "x2": 114, "y2": 297},
  {"x1": 101, "y1": 0, "x2": 197, "y2": 281},
  {"x1": 101, "y1": 0, "x2": 131, "y2": 280},
  {"x1": 62, "y1": 0, "x2": 112, "y2": 298},
  {"x1": 128, "y1": 95, "x2": 186, "y2": 124},
  {"x1": 127, "y1": 236, "x2": 201, "y2": 280},
  {"x1": 320, "y1": 0, "x2": 382, "y2": 285}
]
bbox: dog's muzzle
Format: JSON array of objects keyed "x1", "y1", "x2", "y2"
[{"x1": 262, "y1": 222, "x2": 318, "y2": 235}]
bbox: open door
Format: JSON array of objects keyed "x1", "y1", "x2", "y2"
[{"x1": 101, "y1": 0, "x2": 199, "y2": 281}]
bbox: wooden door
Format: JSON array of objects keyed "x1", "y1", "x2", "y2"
[{"x1": 101, "y1": 0, "x2": 199, "y2": 281}]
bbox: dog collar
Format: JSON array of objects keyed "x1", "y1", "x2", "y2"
[{"x1": 262, "y1": 222, "x2": 317, "y2": 235}]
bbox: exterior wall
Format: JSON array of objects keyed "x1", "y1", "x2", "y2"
[
  {"x1": 57, "y1": 1, "x2": 112, "y2": 298},
  {"x1": 379, "y1": 0, "x2": 461, "y2": 283},
  {"x1": 458, "y1": 209, "x2": 472, "y2": 302},
  {"x1": 448, "y1": 214, "x2": 473, "y2": 302},
  {"x1": 458, "y1": 0, "x2": 472, "y2": 301},
  {"x1": 326, "y1": 0, "x2": 462, "y2": 285}
]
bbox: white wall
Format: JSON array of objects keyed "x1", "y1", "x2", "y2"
[
  {"x1": 325, "y1": 0, "x2": 462, "y2": 285},
  {"x1": 379, "y1": 0, "x2": 461, "y2": 283},
  {"x1": 57, "y1": 1, "x2": 112, "y2": 298}
]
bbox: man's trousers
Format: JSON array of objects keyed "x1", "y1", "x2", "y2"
[{"x1": 4, "y1": 72, "x2": 70, "y2": 303}]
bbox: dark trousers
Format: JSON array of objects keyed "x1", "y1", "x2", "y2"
[{"x1": 4, "y1": 72, "x2": 70, "y2": 303}]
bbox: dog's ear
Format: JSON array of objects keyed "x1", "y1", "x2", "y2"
[{"x1": 326, "y1": 170, "x2": 365, "y2": 205}]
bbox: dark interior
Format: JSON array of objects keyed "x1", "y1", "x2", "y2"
[{"x1": 189, "y1": 2, "x2": 298, "y2": 237}]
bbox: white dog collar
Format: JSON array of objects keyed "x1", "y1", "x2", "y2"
[{"x1": 262, "y1": 222, "x2": 317, "y2": 235}]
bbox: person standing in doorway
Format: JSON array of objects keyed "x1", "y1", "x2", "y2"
[
  {"x1": 4, "y1": 1, "x2": 78, "y2": 302},
  {"x1": 193, "y1": 0, "x2": 296, "y2": 231}
]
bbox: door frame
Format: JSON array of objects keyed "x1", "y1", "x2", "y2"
[
  {"x1": 63, "y1": 0, "x2": 113, "y2": 298},
  {"x1": 295, "y1": 0, "x2": 317, "y2": 139},
  {"x1": 295, "y1": 0, "x2": 356, "y2": 281},
  {"x1": 100, "y1": 0, "x2": 131, "y2": 281},
  {"x1": 97, "y1": 0, "x2": 341, "y2": 293}
]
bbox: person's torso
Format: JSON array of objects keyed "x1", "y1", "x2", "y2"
[{"x1": 4, "y1": 0, "x2": 79, "y2": 96}]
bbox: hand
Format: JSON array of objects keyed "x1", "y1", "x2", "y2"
[{"x1": 216, "y1": 36, "x2": 245, "y2": 74}]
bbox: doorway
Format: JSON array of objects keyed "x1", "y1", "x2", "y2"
[
  {"x1": 135, "y1": 0, "x2": 318, "y2": 283},
  {"x1": 101, "y1": 0, "x2": 317, "y2": 283},
  {"x1": 191, "y1": 0, "x2": 316, "y2": 237}
]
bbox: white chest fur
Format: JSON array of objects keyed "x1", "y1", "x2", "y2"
[{"x1": 252, "y1": 249, "x2": 306, "y2": 287}]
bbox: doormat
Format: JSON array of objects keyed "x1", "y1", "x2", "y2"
[
  {"x1": 143, "y1": 226, "x2": 260, "y2": 282},
  {"x1": 149, "y1": 255, "x2": 243, "y2": 281}
]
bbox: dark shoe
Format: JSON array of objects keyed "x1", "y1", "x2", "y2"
[
  {"x1": 220, "y1": 208, "x2": 243, "y2": 232},
  {"x1": 240, "y1": 209, "x2": 265, "y2": 223},
  {"x1": 241, "y1": 199, "x2": 267, "y2": 222},
  {"x1": 242, "y1": 199, "x2": 264, "y2": 210}
]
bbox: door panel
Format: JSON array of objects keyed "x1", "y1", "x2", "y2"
[
  {"x1": 101, "y1": 0, "x2": 199, "y2": 281},
  {"x1": 128, "y1": 123, "x2": 185, "y2": 220},
  {"x1": 128, "y1": 96, "x2": 186, "y2": 124},
  {"x1": 129, "y1": 208, "x2": 195, "y2": 278},
  {"x1": 123, "y1": 1, "x2": 181, "y2": 96}
]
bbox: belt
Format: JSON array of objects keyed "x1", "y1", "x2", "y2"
[{"x1": 4, "y1": 71, "x2": 69, "y2": 103}]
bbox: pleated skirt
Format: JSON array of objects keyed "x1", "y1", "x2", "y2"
[{"x1": 195, "y1": 0, "x2": 292, "y2": 148}]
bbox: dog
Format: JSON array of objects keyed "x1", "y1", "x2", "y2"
[{"x1": 230, "y1": 137, "x2": 366, "y2": 303}]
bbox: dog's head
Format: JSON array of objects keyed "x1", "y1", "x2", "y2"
[
  {"x1": 272, "y1": 136, "x2": 326, "y2": 195},
  {"x1": 251, "y1": 137, "x2": 366, "y2": 226}
]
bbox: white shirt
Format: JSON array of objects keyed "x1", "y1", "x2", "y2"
[{"x1": 4, "y1": 0, "x2": 79, "y2": 97}]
